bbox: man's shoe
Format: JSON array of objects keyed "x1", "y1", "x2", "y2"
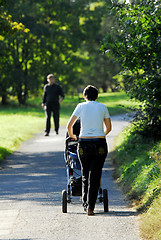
[
  {"x1": 87, "y1": 208, "x2": 94, "y2": 216},
  {"x1": 44, "y1": 132, "x2": 49, "y2": 136},
  {"x1": 55, "y1": 130, "x2": 59, "y2": 135}
]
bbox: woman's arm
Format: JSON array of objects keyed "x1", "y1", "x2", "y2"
[
  {"x1": 67, "y1": 115, "x2": 78, "y2": 140},
  {"x1": 104, "y1": 118, "x2": 112, "y2": 136}
]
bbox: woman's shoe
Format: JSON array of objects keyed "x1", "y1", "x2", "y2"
[{"x1": 87, "y1": 208, "x2": 94, "y2": 216}]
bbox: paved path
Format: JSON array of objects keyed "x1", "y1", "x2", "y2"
[{"x1": 0, "y1": 114, "x2": 141, "y2": 240}]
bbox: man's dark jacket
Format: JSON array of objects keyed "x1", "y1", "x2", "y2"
[{"x1": 42, "y1": 83, "x2": 64, "y2": 107}]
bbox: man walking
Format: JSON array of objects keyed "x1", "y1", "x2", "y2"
[{"x1": 42, "y1": 74, "x2": 65, "y2": 136}]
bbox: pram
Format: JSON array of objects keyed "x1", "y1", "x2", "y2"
[{"x1": 62, "y1": 120, "x2": 109, "y2": 213}]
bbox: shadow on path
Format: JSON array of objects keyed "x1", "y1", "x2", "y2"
[{"x1": 0, "y1": 150, "x2": 66, "y2": 205}]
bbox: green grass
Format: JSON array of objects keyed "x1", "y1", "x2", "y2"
[
  {"x1": 0, "y1": 113, "x2": 44, "y2": 154},
  {"x1": 113, "y1": 124, "x2": 161, "y2": 239},
  {"x1": 60, "y1": 91, "x2": 139, "y2": 118},
  {"x1": 0, "y1": 91, "x2": 137, "y2": 161},
  {"x1": 97, "y1": 92, "x2": 139, "y2": 115}
]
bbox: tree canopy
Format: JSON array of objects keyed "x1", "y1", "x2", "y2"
[
  {"x1": 101, "y1": 0, "x2": 161, "y2": 138},
  {"x1": 0, "y1": 0, "x2": 119, "y2": 105}
]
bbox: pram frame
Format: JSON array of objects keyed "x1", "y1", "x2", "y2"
[{"x1": 65, "y1": 137, "x2": 81, "y2": 202}]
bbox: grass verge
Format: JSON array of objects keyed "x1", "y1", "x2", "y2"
[
  {"x1": 112, "y1": 123, "x2": 161, "y2": 239},
  {"x1": 140, "y1": 195, "x2": 161, "y2": 240}
]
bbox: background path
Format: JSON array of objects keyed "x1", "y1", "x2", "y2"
[{"x1": 0, "y1": 114, "x2": 142, "y2": 240}]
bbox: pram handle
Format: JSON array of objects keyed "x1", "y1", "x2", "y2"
[{"x1": 65, "y1": 137, "x2": 79, "y2": 147}]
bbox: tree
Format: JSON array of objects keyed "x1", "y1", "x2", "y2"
[
  {"x1": 0, "y1": 0, "x2": 30, "y2": 104},
  {"x1": 101, "y1": 0, "x2": 161, "y2": 138},
  {"x1": 0, "y1": 0, "x2": 120, "y2": 104},
  {"x1": 2, "y1": 0, "x2": 91, "y2": 101},
  {"x1": 77, "y1": 1, "x2": 120, "y2": 92}
]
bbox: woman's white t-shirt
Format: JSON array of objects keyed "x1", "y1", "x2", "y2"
[{"x1": 72, "y1": 101, "x2": 110, "y2": 137}]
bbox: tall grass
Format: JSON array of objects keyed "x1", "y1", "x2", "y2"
[{"x1": 140, "y1": 195, "x2": 161, "y2": 240}]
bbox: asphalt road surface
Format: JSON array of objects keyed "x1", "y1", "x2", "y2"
[{"x1": 0, "y1": 114, "x2": 142, "y2": 240}]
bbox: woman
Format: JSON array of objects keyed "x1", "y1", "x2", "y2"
[{"x1": 67, "y1": 85, "x2": 112, "y2": 215}]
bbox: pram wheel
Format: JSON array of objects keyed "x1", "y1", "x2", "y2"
[
  {"x1": 103, "y1": 189, "x2": 109, "y2": 212},
  {"x1": 62, "y1": 190, "x2": 67, "y2": 213},
  {"x1": 98, "y1": 187, "x2": 103, "y2": 202}
]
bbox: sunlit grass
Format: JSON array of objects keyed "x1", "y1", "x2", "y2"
[
  {"x1": 140, "y1": 195, "x2": 161, "y2": 240},
  {"x1": 98, "y1": 92, "x2": 139, "y2": 115},
  {"x1": 0, "y1": 114, "x2": 44, "y2": 150}
]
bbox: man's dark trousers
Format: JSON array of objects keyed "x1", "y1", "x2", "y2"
[{"x1": 45, "y1": 104, "x2": 59, "y2": 133}]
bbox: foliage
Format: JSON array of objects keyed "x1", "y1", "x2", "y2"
[
  {"x1": 77, "y1": 0, "x2": 121, "y2": 92},
  {"x1": 0, "y1": 0, "x2": 120, "y2": 105},
  {"x1": 0, "y1": 0, "x2": 29, "y2": 37},
  {"x1": 0, "y1": 0, "x2": 31, "y2": 104},
  {"x1": 101, "y1": 0, "x2": 161, "y2": 139}
]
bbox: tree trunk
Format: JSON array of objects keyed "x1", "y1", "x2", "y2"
[
  {"x1": 1, "y1": 93, "x2": 7, "y2": 105},
  {"x1": 17, "y1": 85, "x2": 26, "y2": 105}
]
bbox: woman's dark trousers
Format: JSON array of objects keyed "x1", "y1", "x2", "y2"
[{"x1": 78, "y1": 139, "x2": 108, "y2": 211}]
